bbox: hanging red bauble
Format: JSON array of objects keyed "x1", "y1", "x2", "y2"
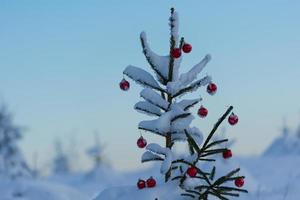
[
  {"x1": 119, "y1": 78, "x2": 130, "y2": 91},
  {"x1": 223, "y1": 149, "x2": 232, "y2": 159},
  {"x1": 198, "y1": 106, "x2": 208, "y2": 118},
  {"x1": 182, "y1": 43, "x2": 192, "y2": 53},
  {"x1": 228, "y1": 113, "x2": 239, "y2": 125},
  {"x1": 171, "y1": 48, "x2": 182, "y2": 58},
  {"x1": 207, "y1": 83, "x2": 217, "y2": 95},
  {"x1": 137, "y1": 136, "x2": 147, "y2": 148},
  {"x1": 187, "y1": 166, "x2": 198, "y2": 177},
  {"x1": 137, "y1": 179, "x2": 146, "y2": 189},
  {"x1": 235, "y1": 178, "x2": 245, "y2": 188},
  {"x1": 146, "y1": 177, "x2": 156, "y2": 188}
]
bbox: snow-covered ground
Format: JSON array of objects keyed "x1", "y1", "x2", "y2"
[
  {"x1": 1, "y1": 155, "x2": 299, "y2": 200},
  {"x1": 93, "y1": 156, "x2": 300, "y2": 200},
  {"x1": 0, "y1": 178, "x2": 88, "y2": 200},
  {"x1": 2, "y1": 130, "x2": 300, "y2": 200}
]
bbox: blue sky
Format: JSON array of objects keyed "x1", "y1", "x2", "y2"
[{"x1": 0, "y1": 1, "x2": 300, "y2": 171}]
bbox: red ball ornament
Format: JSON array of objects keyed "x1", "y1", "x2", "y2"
[
  {"x1": 235, "y1": 178, "x2": 245, "y2": 188},
  {"x1": 137, "y1": 179, "x2": 146, "y2": 189},
  {"x1": 146, "y1": 177, "x2": 156, "y2": 188},
  {"x1": 137, "y1": 136, "x2": 147, "y2": 148},
  {"x1": 182, "y1": 43, "x2": 192, "y2": 53},
  {"x1": 187, "y1": 166, "x2": 197, "y2": 177},
  {"x1": 228, "y1": 113, "x2": 239, "y2": 126},
  {"x1": 171, "y1": 48, "x2": 182, "y2": 58},
  {"x1": 119, "y1": 78, "x2": 130, "y2": 91},
  {"x1": 207, "y1": 83, "x2": 217, "y2": 95},
  {"x1": 223, "y1": 149, "x2": 233, "y2": 159},
  {"x1": 198, "y1": 106, "x2": 208, "y2": 118}
]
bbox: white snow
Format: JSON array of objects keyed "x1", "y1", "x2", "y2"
[
  {"x1": 141, "y1": 151, "x2": 163, "y2": 162},
  {"x1": 146, "y1": 143, "x2": 173, "y2": 174},
  {"x1": 123, "y1": 65, "x2": 163, "y2": 91},
  {"x1": 140, "y1": 32, "x2": 170, "y2": 83},
  {"x1": 138, "y1": 103, "x2": 192, "y2": 136},
  {"x1": 134, "y1": 101, "x2": 162, "y2": 117},
  {"x1": 177, "y1": 98, "x2": 202, "y2": 111},
  {"x1": 0, "y1": 178, "x2": 87, "y2": 200},
  {"x1": 140, "y1": 88, "x2": 169, "y2": 110},
  {"x1": 93, "y1": 182, "x2": 185, "y2": 200}
]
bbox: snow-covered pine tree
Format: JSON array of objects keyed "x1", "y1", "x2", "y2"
[
  {"x1": 52, "y1": 140, "x2": 71, "y2": 174},
  {"x1": 121, "y1": 8, "x2": 248, "y2": 199},
  {"x1": 0, "y1": 105, "x2": 31, "y2": 180},
  {"x1": 86, "y1": 132, "x2": 105, "y2": 168}
]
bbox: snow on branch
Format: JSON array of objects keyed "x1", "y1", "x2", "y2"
[
  {"x1": 179, "y1": 54, "x2": 211, "y2": 87},
  {"x1": 171, "y1": 114, "x2": 194, "y2": 134},
  {"x1": 141, "y1": 151, "x2": 163, "y2": 163},
  {"x1": 138, "y1": 104, "x2": 193, "y2": 136},
  {"x1": 167, "y1": 8, "x2": 182, "y2": 83},
  {"x1": 138, "y1": 112, "x2": 171, "y2": 136},
  {"x1": 171, "y1": 127, "x2": 204, "y2": 145},
  {"x1": 167, "y1": 54, "x2": 211, "y2": 96},
  {"x1": 169, "y1": 8, "x2": 179, "y2": 47},
  {"x1": 134, "y1": 101, "x2": 162, "y2": 117},
  {"x1": 172, "y1": 75, "x2": 212, "y2": 98},
  {"x1": 177, "y1": 98, "x2": 202, "y2": 111},
  {"x1": 146, "y1": 143, "x2": 173, "y2": 174},
  {"x1": 123, "y1": 65, "x2": 165, "y2": 93},
  {"x1": 140, "y1": 32, "x2": 169, "y2": 85},
  {"x1": 140, "y1": 88, "x2": 169, "y2": 111}
]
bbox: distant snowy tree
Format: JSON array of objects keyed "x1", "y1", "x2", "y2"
[
  {"x1": 86, "y1": 132, "x2": 105, "y2": 169},
  {"x1": 119, "y1": 8, "x2": 247, "y2": 199},
  {"x1": 0, "y1": 105, "x2": 31, "y2": 179},
  {"x1": 263, "y1": 120, "x2": 300, "y2": 156},
  {"x1": 52, "y1": 140, "x2": 70, "y2": 174}
]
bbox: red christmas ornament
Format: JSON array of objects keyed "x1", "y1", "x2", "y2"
[
  {"x1": 137, "y1": 179, "x2": 146, "y2": 189},
  {"x1": 182, "y1": 43, "x2": 192, "y2": 53},
  {"x1": 171, "y1": 48, "x2": 182, "y2": 58},
  {"x1": 119, "y1": 78, "x2": 130, "y2": 91},
  {"x1": 198, "y1": 106, "x2": 208, "y2": 118},
  {"x1": 137, "y1": 136, "x2": 147, "y2": 148},
  {"x1": 228, "y1": 113, "x2": 239, "y2": 125},
  {"x1": 146, "y1": 177, "x2": 156, "y2": 188},
  {"x1": 223, "y1": 149, "x2": 232, "y2": 159},
  {"x1": 235, "y1": 178, "x2": 245, "y2": 188},
  {"x1": 207, "y1": 83, "x2": 217, "y2": 95},
  {"x1": 187, "y1": 166, "x2": 197, "y2": 177}
]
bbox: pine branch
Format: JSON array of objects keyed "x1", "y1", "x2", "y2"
[
  {"x1": 181, "y1": 98, "x2": 202, "y2": 111},
  {"x1": 140, "y1": 34, "x2": 168, "y2": 85},
  {"x1": 134, "y1": 106, "x2": 161, "y2": 117},
  {"x1": 171, "y1": 113, "x2": 191, "y2": 122},
  {"x1": 138, "y1": 127, "x2": 165, "y2": 137},
  {"x1": 123, "y1": 65, "x2": 166, "y2": 93},
  {"x1": 210, "y1": 166, "x2": 216, "y2": 181},
  {"x1": 181, "y1": 193, "x2": 196, "y2": 199},
  {"x1": 142, "y1": 157, "x2": 164, "y2": 163},
  {"x1": 172, "y1": 76, "x2": 211, "y2": 98},
  {"x1": 140, "y1": 89, "x2": 169, "y2": 111},
  {"x1": 204, "y1": 139, "x2": 229, "y2": 150},
  {"x1": 168, "y1": 7, "x2": 177, "y2": 83},
  {"x1": 202, "y1": 106, "x2": 233, "y2": 149},
  {"x1": 184, "y1": 130, "x2": 202, "y2": 157}
]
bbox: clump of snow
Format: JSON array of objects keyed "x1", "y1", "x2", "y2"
[
  {"x1": 123, "y1": 65, "x2": 163, "y2": 91},
  {"x1": 134, "y1": 101, "x2": 162, "y2": 117},
  {"x1": 146, "y1": 143, "x2": 173, "y2": 174},
  {"x1": 140, "y1": 31, "x2": 170, "y2": 83},
  {"x1": 140, "y1": 89, "x2": 169, "y2": 110}
]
